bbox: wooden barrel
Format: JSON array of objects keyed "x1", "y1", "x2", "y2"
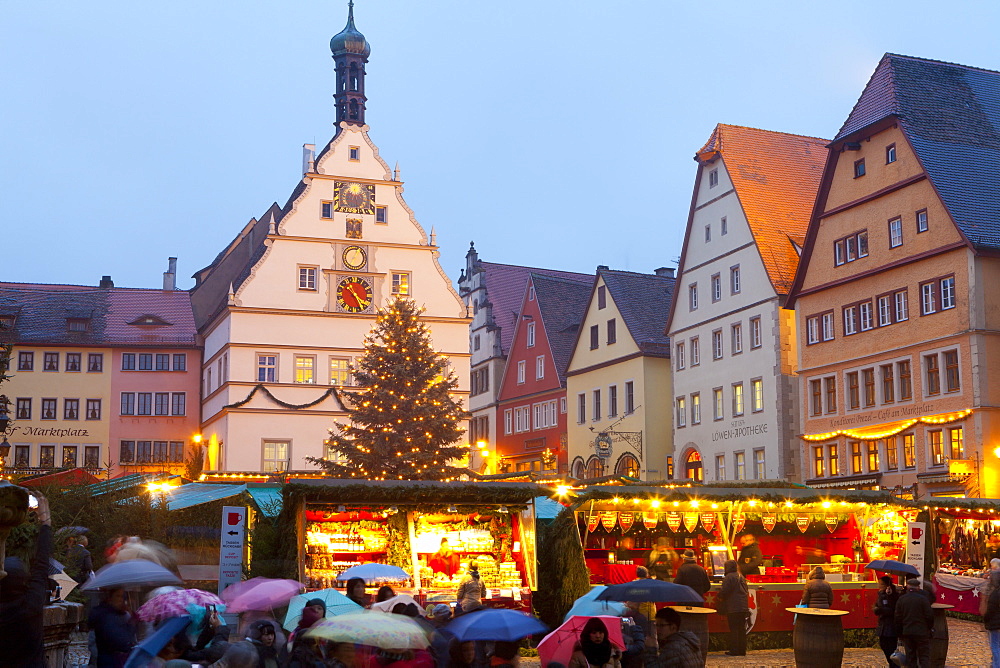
[
  {"x1": 930, "y1": 607, "x2": 949, "y2": 667},
  {"x1": 792, "y1": 613, "x2": 844, "y2": 668},
  {"x1": 677, "y1": 610, "x2": 709, "y2": 667}
]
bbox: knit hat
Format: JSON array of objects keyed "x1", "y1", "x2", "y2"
[{"x1": 305, "y1": 597, "x2": 327, "y2": 615}]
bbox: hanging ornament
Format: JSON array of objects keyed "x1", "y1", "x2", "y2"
[
  {"x1": 601, "y1": 511, "x2": 618, "y2": 531},
  {"x1": 700, "y1": 512, "x2": 716, "y2": 534},
  {"x1": 732, "y1": 512, "x2": 746, "y2": 534},
  {"x1": 586, "y1": 513, "x2": 599, "y2": 533},
  {"x1": 825, "y1": 515, "x2": 839, "y2": 533},
  {"x1": 643, "y1": 512, "x2": 659, "y2": 530},
  {"x1": 683, "y1": 512, "x2": 699, "y2": 533},
  {"x1": 619, "y1": 512, "x2": 635, "y2": 533},
  {"x1": 796, "y1": 515, "x2": 811, "y2": 533},
  {"x1": 762, "y1": 514, "x2": 778, "y2": 533},
  {"x1": 665, "y1": 512, "x2": 682, "y2": 532}
]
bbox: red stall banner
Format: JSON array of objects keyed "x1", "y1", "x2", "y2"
[
  {"x1": 700, "y1": 512, "x2": 716, "y2": 534},
  {"x1": 643, "y1": 512, "x2": 658, "y2": 529},
  {"x1": 796, "y1": 515, "x2": 810, "y2": 533},
  {"x1": 683, "y1": 512, "x2": 699, "y2": 532},
  {"x1": 665, "y1": 512, "x2": 682, "y2": 532},
  {"x1": 601, "y1": 511, "x2": 618, "y2": 531},
  {"x1": 586, "y1": 513, "x2": 599, "y2": 533},
  {"x1": 762, "y1": 514, "x2": 777, "y2": 533},
  {"x1": 732, "y1": 512, "x2": 746, "y2": 533},
  {"x1": 825, "y1": 515, "x2": 839, "y2": 533},
  {"x1": 619, "y1": 512, "x2": 635, "y2": 532}
]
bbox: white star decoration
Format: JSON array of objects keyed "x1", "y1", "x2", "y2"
[
  {"x1": 958, "y1": 594, "x2": 964, "y2": 600},
  {"x1": 974, "y1": 588, "x2": 981, "y2": 597}
]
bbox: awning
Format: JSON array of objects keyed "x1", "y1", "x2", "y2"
[
  {"x1": 85, "y1": 473, "x2": 174, "y2": 497},
  {"x1": 534, "y1": 496, "x2": 563, "y2": 520},
  {"x1": 247, "y1": 484, "x2": 283, "y2": 517},
  {"x1": 164, "y1": 483, "x2": 246, "y2": 511}
]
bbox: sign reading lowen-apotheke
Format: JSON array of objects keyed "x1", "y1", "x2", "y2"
[
  {"x1": 906, "y1": 521, "x2": 926, "y2": 585},
  {"x1": 218, "y1": 506, "x2": 247, "y2": 595}
]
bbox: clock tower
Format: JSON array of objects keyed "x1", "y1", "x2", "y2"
[{"x1": 189, "y1": 3, "x2": 470, "y2": 474}]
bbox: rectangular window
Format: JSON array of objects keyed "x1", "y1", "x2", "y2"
[
  {"x1": 851, "y1": 441, "x2": 863, "y2": 473},
  {"x1": 895, "y1": 290, "x2": 909, "y2": 322},
  {"x1": 835, "y1": 239, "x2": 845, "y2": 266},
  {"x1": 608, "y1": 385, "x2": 618, "y2": 417},
  {"x1": 751, "y1": 378, "x2": 763, "y2": 412},
  {"x1": 136, "y1": 441, "x2": 152, "y2": 463},
  {"x1": 825, "y1": 376, "x2": 837, "y2": 413},
  {"x1": 516, "y1": 360, "x2": 525, "y2": 384},
  {"x1": 813, "y1": 446, "x2": 825, "y2": 478},
  {"x1": 731, "y1": 323, "x2": 743, "y2": 354},
  {"x1": 676, "y1": 396, "x2": 686, "y2": 427},
  {"x1": 691, "y1": 392, "x2": 701, "y2": 423},
  {"x1": 18, "y1": 351, "x2": 34, "y2": 371},
  {"x1": 735, "y1": 452, "x2": 746, "y2": 480},
  {"x1": 754, "y1": 449, "x2": 765, "y2": 480},
  {"x1": 625, "y1": 381, "x2": 634, "y2": 414},
  {"x1": 810, "y1": 379, "x2": 822, "y2": 416},
  {"x1": 940, "y1": 277, "x2": 956, "y2": 310},
  {"x1": 152, "y1": 441, "x2": 168, "y2": 463},
  {"x1": 121, "y1": 393, "x2": 135, "y2": 416},
  {"x1": 294, "y1": 356, "x2": 315, "y2": 384},
  {"x1": 607, "y1": 319, "x2": 617, "y2": 344},
  {"x1": 675, "y1": 342, "x2": 685, "y2": 370},
  {"x1": 11, "y1": 444, "x2": 27, "y2": 467},
  {"x1": 65, "y1": 352, "x2": 81, "y2": 372},
  {"x1": 847, "y1": 235, "x2": 857, "y2": 262},
  {"x1": 716, "y1": 454, "x2": 727, "y2": 481},
  {"x1": 930, "y1": 430, "x2": 944, "y2": 466},
  {"x1": 577, "y1": 394, "x2": 586, "y2": 423},
  {"x1": 299, "y1": 266, "x2": 318, "y2": 290},
  {"x1": 330, "y1": 358, "x2": 351, "y2": 386},
  {"x1": 732, "y1": 382, "x2": 744, "y2": 416},
  {"x1": 262, "y1": 441, "x2": 290, "y2": 473},
  {"x1": 705, "y1": 224, "x2": 712, "y2": 242},
  {"x1": 843, "y1": 306, "x2": 857, "y2": 335},
  {"x1": 63, "y1": 399, "x2": 79, "y2": 420},
  {"x1": 62, "y1": 446, "x2": 78, "y2": 468},
  {"x1": 709, "y1": 168, "x2": 719, "y2": 188},
  {"x1": 473, "y1": 335, "x2": 480, "y2": 351},
  {"x1": 854, "y1": 158, "x2": 866, "y2": 177},
  {"x1": 257, "y1": 355, "x2": 277, "y2": 382},
  {"x1": 86, "y1": 399, "x2": 101, "y2": 420},
  {"x1": 391, "y1": 272, "x2": 410, "y2": 296},
  {"x1": 597, "y1": 286, "x2": 607, "y2": 309},
  {"x1": 168, "y1": 442, "x2": 184, "y2": 463},
  {"x1": 690, "y1": 337, "x2": 700, "y2": 365},
  {"x1": 886, "y1": 144, "x2": 897, "y2": 163},
  {"x1": 592, "y1": 389, "x2": 601, "y2": 421},
  {"x1": 84, "y1": 445, "x2": 100, "y2": 468},
  {"x1": 171, "y1": 353, "x2": 186, "y2": 371},
  {"x1": 860, "y1": 301, "x2": 874, "y2": 331},
  {"x1": 721, "y1": 216, "x2": 728, "y2": 235},
  {"x1": 535, "y1": 355, "x2": 545, "y2": 380},
  {"x1": 903, "y1": 434, "x2": 915, "y2": 468},
  {"x1": 711, "y1": 274, "x2": 722, "y2": 302},
  {"x1": 881, "y1": 364, "x2": 895, "y2": 403},
  {"x1": 944, "y1": 350, "x2": 960, "y2": 392},
  {"x1": 712, "y1": 329, "x2": 723, "y2": 360},
  {"x1": 88, "y1": 353, "x2": 104, "y2": 372},
  {"x1": 867, "y1": 441, "x2": 880, "y2": 472},
  {"x1": 713, "y1": 387, "x2": 724, "y2": 421},
  {"x1": 807, "y1": 316, "x2": 820, "y2": 344},
  {"x1": 829, "y1": 443, "x2": 840, "y2": 476},
  {"x1": 171, "y1": 393, "x2": 186, "y2": 416},
  {"x1": 40, "y1": 445, "x2": 55, "y2": 468},
  {"x1": 878, "y1": 295, "x2": 892, "y2": 327},
  {"x1": 847, "y1": 371, "x2": 860, "y2": 410},
  {"x1": 348, "y1": 146, "x2": 360, "y2": 161},
  {"x1": 750, "y1": 317, "x2": 761, "y2": 349},
  {"x1": 822, "y1": 313, "x2": 835, "y2": 341},
  {"x1": 514, "y1": 406, "x2": 530, "y2": 433},
  {"x1": 526, "y1": 322, "x2": 535, "y2": 347},
  {"x1": 321, "y1": 201, "x2": 333, "y2": 218},
  {"x1": 505, "y1": 409, "x2": 513, "y2": 434},
  {"x1": 375, "y1": 205, "x2": 388, "y2": 224},
  {"x1": 950, "y1": 426, "x2": 964, "y2": 459},
  {"x1": 16, "y1": 398, "x2": 31, "y2": 420},
  {"x1": 137, "y1": 393, "x2": 152, "y2": 416},
  {"x1": 916, "y1": 209, "x2": 928, "y2": 233},
  {"x1": 138, "y1": 353, "x2": 153, "y2": 370},
  {"x1": 43, "y1": 352, "x2": 59, "y2": 371},
  {"x1": 889, "y1": 217, "x2": 903, "y2": 247},
  {"x1": 925, "y1": 354, "x2": 940, "y2": 395},
  {"x1": 688, "y1": 284, "x2": 698, "y2": 311},
  {"x1": 154, "y1": 392, "x2": 169, "y2": 416},
  {"x1": 590, "y1": 325, "x2": 599, "y2": 350},
  {"x1": 863, "y1": 368, "x2": 875, "y2": 407},
  {"x1": 898, "y1": 360, "x2": 912, "y2": 401},
  {"x1": 921, "y1": 281, "x2": 937, "y2": 315},
  {"x1": 886, "y1": 436, "x2": 899, "y2": 470},
  {"x1": 730, "y1": 265, "x2": 741, "y2": 294},
  {"x1": 41, "y1": 398, "x2": 56, "y2": 420}
]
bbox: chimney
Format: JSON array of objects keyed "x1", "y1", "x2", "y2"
[
  {"x1": 597, "y1": 265, "x2": 609, "y2": 271},
  {"x1": 163, "y1": 257, "x2": 177, "y2": 291},
  {"x1": 99, "y1": 275, "x2": 114, "y2": 289},
  {"x1": 302, "y1": 143, "x2": 316, "y2": 175},
  {"x1": 654, "y1": 267, "x2": 675, "y2": 279}
]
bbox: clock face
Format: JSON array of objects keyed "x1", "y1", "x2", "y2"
[
  {"x1": 337, "y1": 276, "x2": 373, "y2": 313},
  {"x1": 333, "y1": 181, "x2": 375, "y2": 215},
  {"x1": 343, "y1": 245, "x2": 367, "y2": 271}
]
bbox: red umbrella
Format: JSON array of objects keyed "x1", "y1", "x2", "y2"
[
  {"x1": 538, "y1": 616, "x2": 625, "y2": 668},
  {"x1": 221, "y1": 577, "x2": 303, "y2": 613}
]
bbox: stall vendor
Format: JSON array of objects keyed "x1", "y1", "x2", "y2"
[
  {"x1": 429, "y1": 537, "x2": 460, "y2": 578},
  {"x1": 647, "y1": 538, "x2": 677, "y2": 581},
  {"x1": 737, "y1": 534, "x2": 763, "y2": 577}
]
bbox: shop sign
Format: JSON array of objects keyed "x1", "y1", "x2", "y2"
[
  {"x1": 586, "y1": 513, "x2": 599, "y2": 532},
  {"x1": 906, "y1": 521, "x2": 926, "y2": 584},
  {"x1": 949, "y1": 459, "x2": 976, "y2": 476},
  {"x1": 762, "y1": 514, "x2": 777, "y2": 533},
  {"x1": 732, "y1": 512, "x2": 746, "y2": 533},
  {"x1": 825, "y1": 516, "x2": 839, "y2": 533},
  {"x1": 601, "y1": 511, "x2": 618, "y2": 531},
  {"x1": 700, "y1": 512, "x2": 716, "y2": 534},
  {"x1": 595, "y1": 434, "x2": 613, "y2": 459},
  {"x1": 796, "y1": 515, "x2": 810, "y2": 533},
  {"x1": 683, "y1": 513, "x2": 699, "y2": 532},
  {"x1": 665, "y1": 512, "x2": 682, "y2": 532},
  {"x1": 218, "y1": 506, "x2": 246, "y2": 595},
  {"x1": 618, "y1": 512, "x2": 635, "y2": 532},
  {"x1": 642, "y1": 512, "x2": 658, "y2": 529}
]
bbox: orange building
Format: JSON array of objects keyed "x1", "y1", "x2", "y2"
[{"x1": 788, "y1": 54, "x2": 1000, "y2": 498}]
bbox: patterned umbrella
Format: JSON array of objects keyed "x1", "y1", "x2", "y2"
[
  {"x1": 282, "y1": 589, "x2": 362, "y2": 631},
  {"x1": 137, "y1": 588, "x2": 226, "y2": 624},
  {"x1": 221, "y1": 577, "x2": 303, "y2": 613},
  {"x1": 305, "y1": 611, "x2": 429, "y2": 649}
]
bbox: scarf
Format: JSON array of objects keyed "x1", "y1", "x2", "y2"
[{"x1": 581, "y1": 637, "x2": 613, "y2": 667}]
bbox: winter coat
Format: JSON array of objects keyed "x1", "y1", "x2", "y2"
[
  {"x1": 184, "y1": 624, "x2": 232, "y2": 665},
  {"x1": 0, "y1": 525, "x2": 53, "y2": 668},
  {"x1": 717, "y1": 561, "x2": 749, "y2": 614},
  {"x1": 619, "y1": 617, "x2": 645, "y2": 668},
  {"x1": 894, "y1": 590, "x2": 933, "y2": 637},
  {"x1": 801, "y1": 571, "x2": 833, "y2": 609},
  {"x1": 568, "y1": 649, "x2": 621, "y2": 668},
  {"x1": 984, "y1": 572, "x2": 1000, "y2": 631},
  {"x1": 737, "y1": 542, "x2": 763, "y2": 576},
  {"x1": 89, "y1": 600, "x2": 138, "y2": 668},
  {"x1": 456, "y1": 573, "x2": 487, "y2": 613},
  {"x1": 673, "y1": 560, "x2": 711, "y2": 596},
  {"x1": 980, "y1": 571, "x2": 999, "y2": 616},
  {"x1": 873, "y1": 585, "x2": 900, "y2": 637},
  {"x1": 642, "y1": 631, "x2": 702, "y2": 668}
]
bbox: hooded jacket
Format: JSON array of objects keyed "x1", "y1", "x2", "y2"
[
  {"x1": 801, "y1": 568, "x2": 833, "y2": 609},
  {"x1": 717, "y1": 560, "x2": 749, "y2": 614},
  {"x1": 642, "y1": 630, "x2": 701, "y2": 668}
]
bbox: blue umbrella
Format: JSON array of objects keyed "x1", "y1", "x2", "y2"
[
  {"x1": 335, "y1": 563, "x2": 409, "y2": 584},
  {"x1": 595, "y1": 580, "x2": 703, "y2": 604},
  {"x1": 82, "y1": 559, "x2": 182, "y2": 590},
  {"x1": 865, "y1": 560, "x2": 919, "y2": 577},
  {"x1": 124, "y1": 615, "x2": 190, "y2": 668},
  {"x1": 564, "y1": 586, "x2": 628, "y2": 621},
  {"x1": 445, "y1": 608, "x2": 548, "y2": 642},
  {"x1": 282, "y1": 588, "x2": 362, "y2": 631}
]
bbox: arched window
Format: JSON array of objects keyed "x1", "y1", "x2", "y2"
[
  {"x1": 616, "y1": 454, "x2": 640, "y2": 478},
  {"x1": 349, "y1": 100, "x2": 359, "y2": 120},
  {"x1": 572, "y1": 458, "x2": 585, "y2": 479},
  {"x1": 685, "y1": 450, "x2": 703, "y2": 482},
  {"x1": 586, "y1": 456, "x2": 605, "y2": 480},
  {"x1": 350, "y1": 62, "x2": 359, "y2": 91}
]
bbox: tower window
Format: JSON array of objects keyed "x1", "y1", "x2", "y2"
[
  {"x1": 854, "y1": 159, "x2": 866, "y2": 178},
  {"x1": 322, "y1": 201, "x2": 333, "y2": 219},
  {"x1": 375, "y1": 206, "x2": 388, "y2": 224},
  {"x1": 348, "y1": 146, "x2": 360, "y2": 161}
]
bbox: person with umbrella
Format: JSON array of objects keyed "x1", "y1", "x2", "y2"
[
  {"x1": 285, "y1": 596, "x2": 328, "y2": 664},
  {"x1": 642, "y1": 607, "x2": 701, "y2": 668},
  {"x1": 873, "y1": 575, "x2": 901, "y2": 668},
  {"x1": 246, "y1": 619, "x2": 283, "y2": 668},
  {"x1": 716, "y1": 559, "x2": 749, "y2": 656},
  {"x1": 568, "y1": 617, "x2": 621, "y2": 668},
  {"x1": 646, "y1": 538, "x2": 677, "y2": 581},
  {"x1": 345, "y1": 577, "x2": 369, "y2": 608},
  {"x1": 90, "y1": 588, "x2": 138, "y2": 667}
]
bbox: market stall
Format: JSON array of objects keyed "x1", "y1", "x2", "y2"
[
  {"x1": 933, "y1": 502, "x2": 1000, "y2": 613},
  {"x1": 286, "y1": 479, "x2": 542, "y2": 612}
]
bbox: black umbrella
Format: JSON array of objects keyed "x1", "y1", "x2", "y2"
[
  {"x1": 864, "y1": 560, "x2": 919, "y2": 577},
  {"x1": 595, "y1": 580, "x2": 703, "y2": 604}
]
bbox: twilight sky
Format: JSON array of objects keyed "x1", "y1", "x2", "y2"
[{"x1": 3, "y1": 1, "x2": 998, "y2": 290}]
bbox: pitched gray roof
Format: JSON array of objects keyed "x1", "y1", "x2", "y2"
[
  {"x1": 531, "y1": 273, "x2": 593, "y2": 384},
  {"x1": 600, "y1": 269, "x2": 675, "y2": 356},
  {"x1": 835, "y1": 53, "x2": 1000, "y2": 250}
]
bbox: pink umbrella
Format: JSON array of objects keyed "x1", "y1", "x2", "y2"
[
  {"x1": 221, "y1": 577, "x2": 303, "y2": 613},
  {"x1": 537, "y1": 615, "x2": 626, "y2": 668},
  {"x1": 137, "y1": 588, "x2": 225, "y2": 624}
]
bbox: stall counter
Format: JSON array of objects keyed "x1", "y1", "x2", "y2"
[{"x1": 934, "y1": 572, "x2": 986, "y2": 615}]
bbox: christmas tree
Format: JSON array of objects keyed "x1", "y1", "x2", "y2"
[{"x1": 310, "y1": 298, "x2": 469, "y2": 480}]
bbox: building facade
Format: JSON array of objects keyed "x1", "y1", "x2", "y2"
[
  {"x1": 566, "y1": 267, "x2": 675, "y2": 481},
  {"x1": 667, "y1": 125, "x2": 826, "y2": 483},
  {"x1": 787, "y1": 54, "x2": 1000, "y2": 498},
  {"x1": 190, "y1": 7, "x2": 469, "y2": 473}
]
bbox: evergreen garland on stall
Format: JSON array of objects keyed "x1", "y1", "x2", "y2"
[
  {"x1": 308, "y1": 298, "x2": 469, "y2": 481},
  {"x1": 535, "y1": 506, "x2": 591, "y2": 628}
]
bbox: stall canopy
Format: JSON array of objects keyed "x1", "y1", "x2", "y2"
[
  {"x1": 164, "y1": 483, "x2": 246, "y2": 511},
  {"x1": 85, "y1": 473, "x2": 175, "y2": 497},
  {"x1": 535, "y1": 496, "x2": 564, "y2": 524},
  {"x1": 247, "y1": 483, "x2": 283, "y2": 517}
]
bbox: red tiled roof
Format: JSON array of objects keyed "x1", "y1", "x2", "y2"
[{"x1": 696, "y1": 124, "x2": 828, "y2": 292}]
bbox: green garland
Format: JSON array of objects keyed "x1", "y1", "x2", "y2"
[
  {"x1": 223, "y1": 384, "x2": 345, "y2": 410},
  {"x1": 386, "y1": 512, "x2": 410, "y2": 570},
  {"x1": 490, "y1": 514, "x2": 512, "y2": 561},
  {"x1": 283, "y1": 481, "x2": 543, "y2": 507}
]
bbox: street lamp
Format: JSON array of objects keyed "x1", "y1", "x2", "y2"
[{"x1": 0, "y1": 395, "x2": 10, "y2": 473}]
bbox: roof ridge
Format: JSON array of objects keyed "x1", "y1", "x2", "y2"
[
  {"x1": 0, "y1": 282, "x2": 184, "y2": 293},
  {"x1": 885, "y1": 52, "x2": 1000, "y2": 76},
  {"x1": 529, "y1": 272, "x2": 593, "y2": 285},
  {"x1": 600, "y1": 268, "x2": 674, "y2": 279},
  {"x1": 481, "y1": 260, "x2": 590, "y2": 276},
  {"x1": 716, "y1": 123, "x2": 829, "y2": 144}
]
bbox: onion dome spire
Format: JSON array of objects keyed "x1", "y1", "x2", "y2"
[{"x1": 331, "y1": 1, "x2": 370, "y2": 125}]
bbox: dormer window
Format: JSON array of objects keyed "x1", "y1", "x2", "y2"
[
  {"x1": 0, "y1": 315, "x2": 15, "y2": 329},
  {"x1": 128, "y1": 314, "x2": 172, "y2": 327},
  {"x1": 67, "y1": 318, "x2": 90, "y2": 332}
]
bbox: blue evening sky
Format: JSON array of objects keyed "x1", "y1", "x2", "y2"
[{"x1": 3, "y1": 1, "x2": 998, "y2": 290}]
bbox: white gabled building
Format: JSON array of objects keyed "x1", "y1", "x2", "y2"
[
  {"x1": 189, "y1": 6, "x2": 469, "y2": 473},
  {"x1": 665, "y1": 124, "x2": 826, "y2": 483}
]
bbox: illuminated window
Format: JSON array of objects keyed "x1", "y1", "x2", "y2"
[
  {"x1": 294, "y1": 356, "x2": 315, "y2": 384},
  {"x1": 886, "y1": 437, "x2": 898, "y2": 470},
  {"x1": 391, "y1": 273, "x2": 410, "y2": 296},
  {"x1": 867, "y1": 441, "x2": 880, "y2": 472},
  {"x1": 950, "y1": 427, "x2": 964, "y2": 459},
  {"x1": 676, "y1": 397, "x2": 686, "y2": 427},
  {"x1": 754, "y1": 449, "x2": 765, "y2": 479},
  {"x1": 686, "y1": 450, "x2": 704, "y2": 481},
  {"x1": 813, "y1": 446, "x2": 825, "y2": 478},
  {"x1": 263, "y1": 441, "x2": 290, "y2": 473},
  {"x1": 616, "y1": 455, "x2": 640, "y2": 478},
  {"x1": 829, "y1": 443, "x2": 840, "y2": 476},
  {"x1": 851, "y1": 441, "x2": 863, "y2": 473},
  {"x1": 587, "y1": 457, "x2": 605, "y2": 479},
  {"x1": 903, "y1": 434, "x2": 916, "y2": 468},
  {"x1": 713, "y1": 388, "x2": 724, "y2": 420},
  {"x1": 330, "y1": 358, "x2": 351, "y2": 386},
  {"x1": 732, "y1": 382, "x2": 744, "y2": 416},
  {"x1": 691, "y1": 393, "x2": 701, "y2": 423},
  {"x1": 751, "y1": 378, "x2": 763, "y2": 412},
  {"x1": 929, "y1": 430, "x2": 944, "y2": 466},
  {"x1": 734, "y1": 452, "x2": 745, "y2": 480}
]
